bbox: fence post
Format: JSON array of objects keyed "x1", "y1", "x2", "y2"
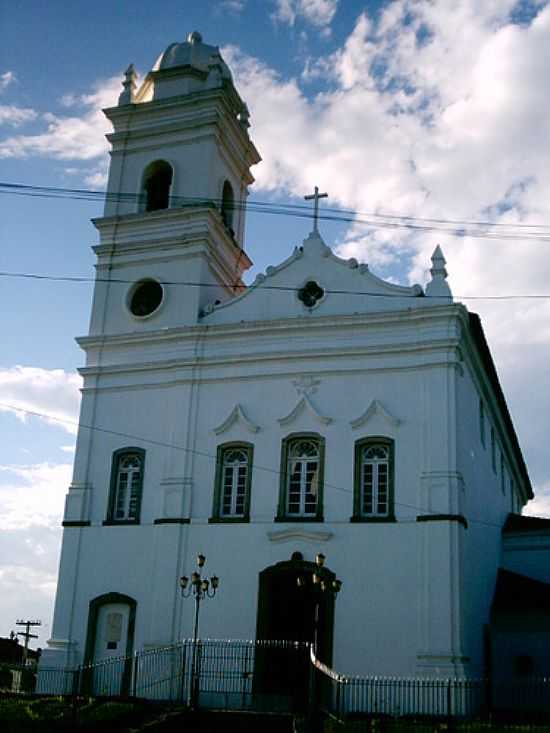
[
  {"x1": 180, "y1": 643, "x2": 187, "y2": 705},
  {"x1": 191, "y1": 640, "x2": 202, "y2": 710},
  {"x1": 447, "y1": 678, "x2": 452, "y2": 724},
  {"x1": 307, "y1": 646, "x2": 318, "y2": 732},
  {"x1": 71, "y1": 667, "x2": 81, "y2": 725},
  {"x1": 131, "y1": 653, "x2": 138, "y2": 698}
]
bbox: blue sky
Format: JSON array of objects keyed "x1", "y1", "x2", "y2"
[{"x1": 2, "y1": 0, "x2": 550, "y2": 647}]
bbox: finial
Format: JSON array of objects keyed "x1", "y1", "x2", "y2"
[
  {"x1": 187, "y1": 31, "x2": 203, "y2": 44},
  {"x1": 425, "y1": 245, "x2": 452, "y2": 299},
  {"x1": 118, "y1": 64, "x2": 137, "y2": 105}
]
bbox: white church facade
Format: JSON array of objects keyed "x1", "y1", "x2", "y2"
[{"x1": 41, "y1": 33, "x2": 546, "y2": 686}]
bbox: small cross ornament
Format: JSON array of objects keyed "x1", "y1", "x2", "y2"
[{"x1": 304, "y1": 186, "x2": 328, "y2": 234}]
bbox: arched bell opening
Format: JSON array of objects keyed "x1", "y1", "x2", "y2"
[
  {"x1": 221, "y1": 180, "x2": 235, "y2": 234},
  {"x1": 141, "y1": 160, "x2": 173, "y2": 212}
]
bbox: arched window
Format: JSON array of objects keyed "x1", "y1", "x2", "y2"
[
  {"x1": 277, "y1": 434, "x2": 325, "y2": 521},
  {"x1": 221, "y1": 180, "x2": 235, "y2": 232},
  {"x1": 141, "y1": 160, "x2": 173, "y2": 212},
  {"x1": 105, "y1": 448, "x2": 145, "y2": 524},
  {"x1": 352, "y1": 438, "x2": 395, "y2": 521},
  {"x1": 211, "y1": 443, "x2": 253, "y2": 522}
]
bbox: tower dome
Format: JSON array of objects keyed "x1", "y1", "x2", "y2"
[{"x1": 153, "y1": 31, "x2": 232, "y2": 79}]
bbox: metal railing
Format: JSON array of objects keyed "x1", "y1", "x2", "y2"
[
  {"x1": 310, "y1": 647, "x2": 550, "y2": 720},
  {"x1": 34, "y1": 639, "x2": 310, "y2": 711},
  {"x1": 17, "y1": 641, "x2": 550, "y2": 721}
]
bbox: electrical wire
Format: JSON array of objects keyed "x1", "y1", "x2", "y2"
[
  {"x1": 0, "y1": 269, "x2": 549, "y2": 301},
  {"x1": 2, "y1": 181, "x2": 550, "y2": 242},
  {"x1": 0, "y1": 401, "x2": 525, "y2": 532}
]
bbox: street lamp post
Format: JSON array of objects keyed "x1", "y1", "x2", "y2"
[
  {"x1": 297, "y1": 553, "x2": 342, "y2": 658},
  {"x1": 179, "y1": 553, "x2": 219, "y2": 708}
]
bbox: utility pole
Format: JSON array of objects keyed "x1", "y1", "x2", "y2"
[{"x1": 16, "y1": 619, "x2": 41, "y2": 664}]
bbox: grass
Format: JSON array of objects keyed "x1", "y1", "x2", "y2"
[{"x1": 0, "y1": 696, "x2": 176, "y2": 731}]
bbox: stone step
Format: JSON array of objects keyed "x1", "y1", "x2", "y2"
[{"x1": 138, "y1": 710, "x2": 297, "y2": 733}]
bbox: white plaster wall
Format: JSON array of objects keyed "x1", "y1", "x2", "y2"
[
  {"x1": 455, "y1": 359, "x2": 522, "y2": 676},
  {"x1": 50, "y1": 307, "x2": 470, "y2": 678}
]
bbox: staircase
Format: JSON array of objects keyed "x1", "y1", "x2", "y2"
[{"x1": 136, "y1": 710, "x2": 299, "y2": 732}]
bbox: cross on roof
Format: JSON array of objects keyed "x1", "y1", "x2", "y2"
[{"x1": 304, "y1": 186, "x2": 328, "y2": 234}]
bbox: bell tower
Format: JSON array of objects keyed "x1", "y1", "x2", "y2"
[{"x1": 89, "y1": 31, "x2": 260, "y2": 335}]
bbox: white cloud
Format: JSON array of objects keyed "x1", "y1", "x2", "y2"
[
  {"x1": 0, "y1": 74, "x2": 120, "y2": 161},
  {"x1": 0, "y1": 523, "x2": 63, "y2": 647},
  {"x1": 219, "y1": 0, "x2": 247, "y2": 12},
  {"x1": 225, "y1": 0, "x2": 550, "y2": 507},
  {"x1": 0, "y1": 366, "x2": 82, "y2": 435},
  {"x1": 0, "y1": 104, "x2": 37, "y2": 126},
  {"x1": 0, "y1": 71, "x2": 16, "y2": 93},
  {"x1": 0, "y1": 462, "x2": 71, "y2": 531},
  {"x1": 272, "y1": 0, "x2": 339, "y2": 33},
  {"x1": 524, "y1": 483, "x2": 550, "y2": 518}
]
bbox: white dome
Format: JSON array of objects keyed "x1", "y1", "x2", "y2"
[{"x1": 152, "y1": 32, "x2": 232, "y2": 81}]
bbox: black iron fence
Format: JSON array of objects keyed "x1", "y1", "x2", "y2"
[
  {"x1": 29, "y1": 639, "x2": 309, "y2": 712},
  {"x1": 4, "y1": 640, "x2": 550, "y2": 722},
  {"x1": 311, "y1": 647, "x2": 550, "y2": 721}
]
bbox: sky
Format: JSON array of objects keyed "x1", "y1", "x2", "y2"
[{"x1": 1, "y1": 0, "x2": 550, "y2": 649}]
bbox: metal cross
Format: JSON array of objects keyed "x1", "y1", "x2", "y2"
[{"x1": 304, "y1": 186, "x2": 328, "y2": 234}]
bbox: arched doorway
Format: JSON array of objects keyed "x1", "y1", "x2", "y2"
[
  {"x1": 83, "y1": 593, "x2": 136, "y2": 696},
  {"x1": 255, "y1": 552, "x2": 335, "y2": 707}
]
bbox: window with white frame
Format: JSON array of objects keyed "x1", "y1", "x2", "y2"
[
  {"x1": 211, "y1": 443, "x2": 252, "y2": 522},
  {"x1": 277, "y1": 435, "x2": 324, "y2": 521},
  {"x1": 352, "y1": 438, "x2": 394, "y2": 521},
  {"x1": 107, "y1": 449, "x2": 145, "y2": 523}
]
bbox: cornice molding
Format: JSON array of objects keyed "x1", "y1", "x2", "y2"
[
  {"x1": 78, "y1": 305, "x2": 463, "y2": 349},
  {"x1": 78, "y1": 349, "x2": 462, "y2": 382}
]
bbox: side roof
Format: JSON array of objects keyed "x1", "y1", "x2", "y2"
[
  {"x1": 468, "y1": 313, "x2": 533, "y2": 499},
  {"x1": 502, "y1": 513, "x2": 550, "y2": 533}
]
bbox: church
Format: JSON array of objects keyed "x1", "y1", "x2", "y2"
[{"x1": 40, "y1": 32, "x2": 550, "y2": 689}]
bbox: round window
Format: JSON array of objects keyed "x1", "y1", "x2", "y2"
[{"x1": 129, "y1": 280, "x2": 163, "y2": 318}]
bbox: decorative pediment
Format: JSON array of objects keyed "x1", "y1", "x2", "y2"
[
  {"x1": 267, "y1": 528, "x2": 333, "y2": 544},
  {"x1": 278, "y1": 394, "x2": 332, "y2": 427},
  {"x1": 212, "y1": 404, "x2": 260, "y2": 435},
  {"x1": 350, "y1": 400, "x2": 401, "y2": 430}
]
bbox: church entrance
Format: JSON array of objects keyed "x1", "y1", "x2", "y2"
[{"x1": 254, "y1": 552, "x2": 335, "y2": 708}]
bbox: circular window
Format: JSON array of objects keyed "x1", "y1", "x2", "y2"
[{"x1": 129, "y1": 280, "x2": 163, "y2": 318}]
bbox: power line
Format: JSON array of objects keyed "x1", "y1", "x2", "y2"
[
  {"x1": 0, "y1": 268, "x2": 548, "y2": 301},
  {"x1": 0, "y1": 401, "x2": 523, "y2": 532},
  {"x1": 2, "y1": 181, "x2": 550, "y2": 242}
]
